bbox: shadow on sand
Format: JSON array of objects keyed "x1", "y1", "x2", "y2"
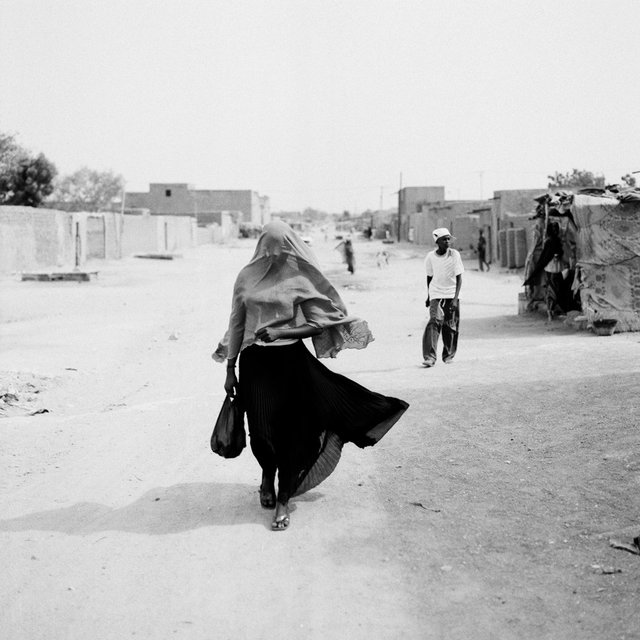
[
  {"x1": 0, "y1": 482, "x2": 323, "y2": 535},
  {"x1": 463, "y1": 313, "x2": 579, "y2": 340}
]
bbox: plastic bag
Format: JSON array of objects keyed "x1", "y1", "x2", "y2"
[{"x1": 210, "y1": 394, "x2": 246, "y2": 458}]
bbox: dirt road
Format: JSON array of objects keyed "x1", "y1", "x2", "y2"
[{"x1": 1, "y1": 236, "x2": 639, "y2": 639}]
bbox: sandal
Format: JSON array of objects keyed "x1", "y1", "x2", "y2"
[{"x1": 271, "y1": 514, "x2": 290, "y2": 531}]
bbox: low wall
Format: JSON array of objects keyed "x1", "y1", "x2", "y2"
[
  {"x1": 0, "y1": 207, "x2": 75, "y2": 272},
  {"x1": 105, "y1": 213, "x2": 197, "y2": 257},
  {"x1": 121, "y1": 214, "x2": 159, "y2": 256},
  {"x1": 196, "y1": 216, "x2": 240, "y2": 245},
  {"x1": 163, "y1": 215, "x2": 196, "y2": 253},
  {"x1": 0, "y1": 207, "x2": 198, "y2": 273}
]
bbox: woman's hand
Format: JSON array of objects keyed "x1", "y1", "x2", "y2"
[
  {"x1": 224, "y1": 369, "x2": 238, "y2": 397},
  {"x1": 255, "y1": 326, "x2": 282, "y2": 343}
]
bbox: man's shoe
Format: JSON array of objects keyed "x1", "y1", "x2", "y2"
[{"x1": 422, "y1": 359, "x2": 436, "y2": 368}]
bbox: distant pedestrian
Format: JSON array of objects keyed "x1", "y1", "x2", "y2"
[
  {"x1": 422, "y1": 228, "x2": 464, "y2": 367},
  {"x1": 335, "y1": 238, "x2": 356, "y2": 274},
  {"x1": 376, "y1": 249, "x2": 390, "y2": 268},
  {"x1": 344, "y1": 239, "x2": 355, "y2": 274},
  {"x1": 477, "y1": 229, "x2": 490, "y2": 271}
]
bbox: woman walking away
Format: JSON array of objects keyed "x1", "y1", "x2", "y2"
[
  {"x1": 343, "y1": 238, "x2": 355, "y2": 274},
  {"x1": 213, "y1": 221, "x2": 408, "y2": 531},
  {"x1": 335, "y1": 237, "x2": 356, "y2": 274}
]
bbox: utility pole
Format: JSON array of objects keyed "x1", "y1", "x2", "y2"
[
  {"x1": 118, "y1": 184, "x2": 126, "y2": 260},
  {"x1": 397, "y1": 172, "x2": 403, "y2": 241}
]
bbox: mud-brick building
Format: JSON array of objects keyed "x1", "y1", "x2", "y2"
[
  {"x1": 398, "y1": 185, "x2": 548, "y2": 265},
  {"x1": 398, "y1": 185, "x2": 489, "y2": 253},
  {"x1": 124, "y1": 183, "x2": 270, "y2": 227},
  {"x1": 490, "y1": 189, "x2": 545, "y2": 264},
  {"x1": 397, "y1": 186, "x2": 445, "y2": 241},
  {"x1": 415, "y1": 198, "x2": 491, "y2": 252}
]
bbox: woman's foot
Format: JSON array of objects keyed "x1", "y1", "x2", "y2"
[
  {"x1": 271, "y1": 501, "x2": 290, "y2": 531},
  {"x1": 259, "y1": 473, "x2": 276, "y2": 509}
]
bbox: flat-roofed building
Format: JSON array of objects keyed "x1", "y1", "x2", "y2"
[{"x1": 125, "y1": 183, "x2": 270, "y2": 226}]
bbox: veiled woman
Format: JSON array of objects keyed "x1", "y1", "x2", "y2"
[
  {"x1": 523, "y1": 220, "x2": 566, "y2": 319},
  {"x1": 213, "y1": 221, "x2": 408, "y2": 531}
]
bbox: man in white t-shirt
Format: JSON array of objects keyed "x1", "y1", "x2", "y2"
[{"x1": 422, "y1": 227, "x2": 464, "y2": 367}]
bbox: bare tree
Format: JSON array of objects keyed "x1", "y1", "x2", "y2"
[{"x1": 49, "y1": 167, "x2": 124, "y2": 211}]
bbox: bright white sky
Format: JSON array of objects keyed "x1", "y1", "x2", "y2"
[{"x1": 1, "y1": 0, "x2": 639, "y2": 212}]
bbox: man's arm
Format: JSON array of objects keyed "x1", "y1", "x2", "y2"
[
  {"x1": 425, "y1": 275, "x2": 432, "y2": 306},
  {"x1": 452, "y1": 274, "x2": 462, "y2": 307}
]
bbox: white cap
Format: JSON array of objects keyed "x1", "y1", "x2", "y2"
[{"x1": 432, "y1": 227, "x2": 455, "y2": 241}]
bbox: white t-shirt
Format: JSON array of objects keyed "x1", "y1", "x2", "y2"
[{"x1": 424, "y1": 248, "x2": 464, "y2": 299}]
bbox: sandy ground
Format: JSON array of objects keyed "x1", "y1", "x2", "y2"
[{"x1": 1, "y1": 234, "x2": 639, "y2": 640}]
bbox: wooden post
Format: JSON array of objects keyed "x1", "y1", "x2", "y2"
[{"x1": 75, "y1": 221, "x2": 81, "y2": 269}]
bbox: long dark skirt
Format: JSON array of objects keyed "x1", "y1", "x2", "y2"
[{"x1": 239, "y1": 341, "x2": 408, "y2": 501}]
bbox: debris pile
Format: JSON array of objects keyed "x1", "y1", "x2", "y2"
[{"x1": 0, "y1": 374, "x2": 49, "y2": 417}]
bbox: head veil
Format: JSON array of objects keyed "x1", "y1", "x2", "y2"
[{"x1": 213, "y1": 221, "x2": 373, "y2": 361}]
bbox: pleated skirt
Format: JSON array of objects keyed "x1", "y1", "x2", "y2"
[{"x1": 238, "y1": 341, "x2": 409, "y2": 499}]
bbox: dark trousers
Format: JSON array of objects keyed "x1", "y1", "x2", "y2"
[{"x1": 422, "y1": 299, "x2": 460, "y2": 363}]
